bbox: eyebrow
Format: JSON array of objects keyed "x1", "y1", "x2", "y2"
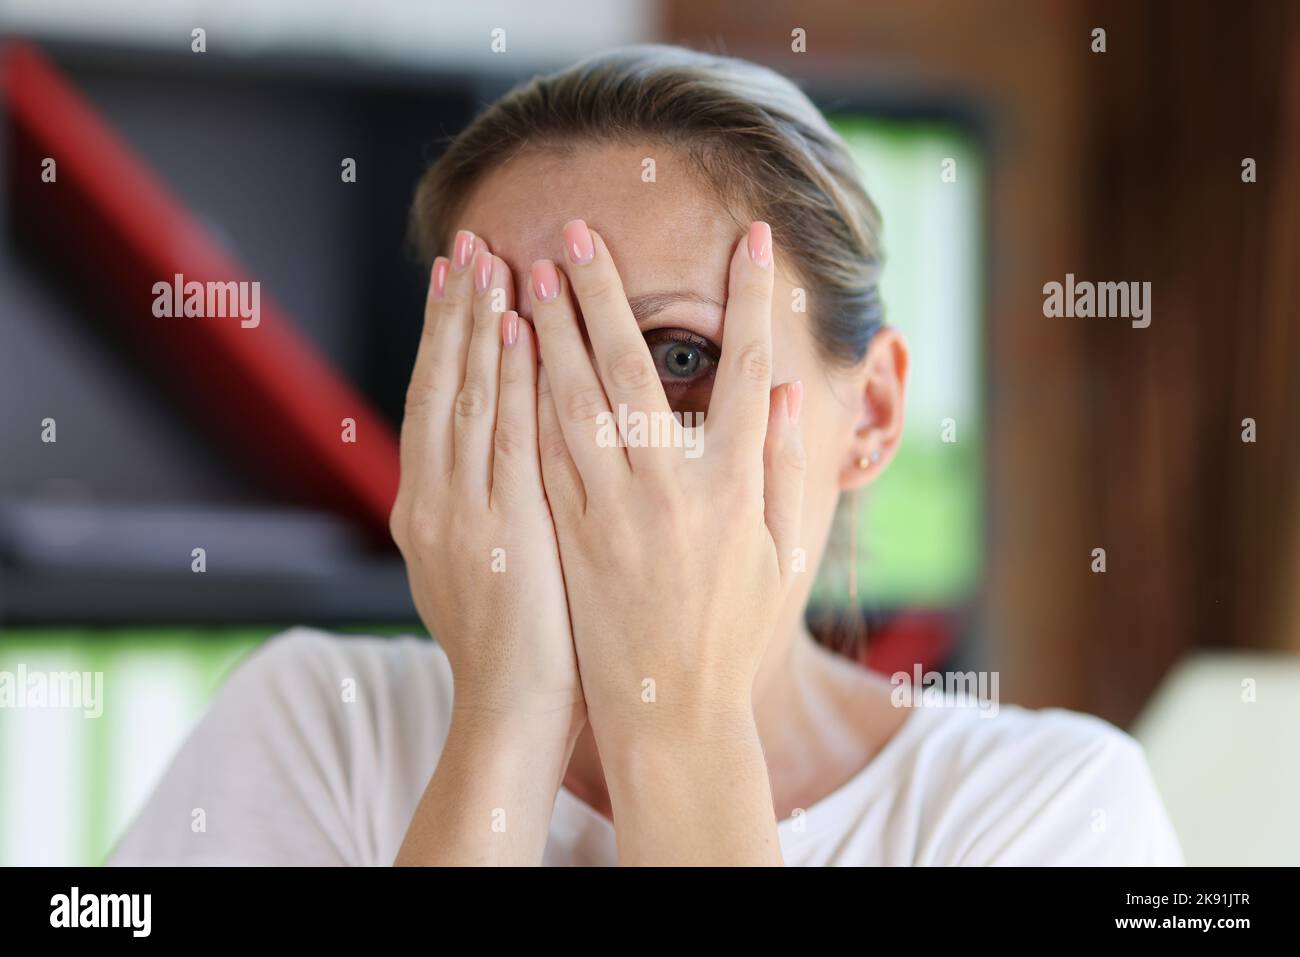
[{"x1": 627, "y1": 291, "x2": 723, "y2": 326}]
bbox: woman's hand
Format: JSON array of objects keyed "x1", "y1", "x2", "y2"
[
  {"x1": 531, "y1": 219, "x2": 806, "y2": 865},
  {"x1": 392, "y1": 230, "x2": 583, "y2": 866}
]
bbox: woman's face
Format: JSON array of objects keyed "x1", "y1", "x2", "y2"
[{"x1": 457, "y1": 140, "x2": 903, "y2": 628}]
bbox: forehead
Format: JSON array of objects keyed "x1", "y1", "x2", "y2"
[{"x1": 458, "y1": 141, "x2": 742, "y2": 315}]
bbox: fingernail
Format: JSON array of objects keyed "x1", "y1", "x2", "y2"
[
  {"x1": 747, "y1": 221, "x2": 772, "y2": 268},
  {"x1": 430, "y1": 257, "x2": 449, "y2": 300},
  {"x1": 474, "y1": 250, "x2": 492, "y2": 293},
  {"x1": 502, "y1": 310, "x2": 519, "y2": 348},
  {"x1": 563, "y1": 219, "x2": 594, "y2": 265},
  {"x1": 531, "y1": 260, "x2": 560, "y2": 302},
  {"x1": 453, "y1": 230, "x2": 476, "y2": 271},
  {"x1": 786, "y1": 380, "x2": 803, "y2": 424}
]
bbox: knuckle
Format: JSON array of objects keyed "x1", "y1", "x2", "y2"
[
  {"x1": 531, "y1": 301, "x2": 566, "y2": 334},
  {"x1": 783, "y1": 440, "x2": 807, "y2": 472},
  {"x1": 472, "y1": 299, "x2": 500, "y2": 332},
  {"x1": 387, "y1": 502, "x2": 407, "y2": 548},
  {"x1": 739, "y1": 269, "x2": 773, "y2": 302},
  {"x1": 565, "y1": 385, "x2": 609, "y2": 425},
  {"x1": 493, "y1": 420, "x2": 524, "y2": 460},
  {"x1": 405, "y1": 372, "x2": 454, "y2": 417},
  {"x1": 578, "y1": 273, "x2": 620, "y2": 307},
  {"x1": 408, "y1": 511, "x2": 439, "y2": 551},
  {"x1": 499, "y1": 360, "x2": 529, "y2": 389},
  {"x1": 733, "y1": 340, "x2": 772, "y2": 384},
  {"x1": 765, "y1": 433, "x2": 807, "y2": 473},
  {"x1": 454, "y1": 382, "x2": 491, "y2": 420},
  {"x1": 607, "y1": 349, "x2": 657, "y2": 392},
  {"x1": 443, "y1": 272, "x2": 473, "y2": 306},
  {"x1": 403, "y1": 381, "x2": 432, "y2": 416}
]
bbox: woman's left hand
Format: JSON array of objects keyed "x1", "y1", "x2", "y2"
[{"x1": 530, "y1": 219, "x2": 805, "y2": 865}]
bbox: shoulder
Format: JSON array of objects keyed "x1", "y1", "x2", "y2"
[
  {"x1": 905, "y1": 703, "x2": 1184, "y2": 865},
  {"x1": 225, "y1": 626, "x2": 452, "y2": 714},
  {"x1": 231, "y1": 624, "x2": 446, "y2": 676},
  {"x1": 214, "y1": 626, "x2": 454, "y2": 751},
  {"x1": 210, "y1": 626, "x2": 456, "y2": 805},
  {"x1": 107, "y1": 627, "x2": 452, "y2": 866}
]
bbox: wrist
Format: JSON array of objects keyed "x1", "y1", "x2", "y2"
[
  {"x1": 595, "y1": 711, "x2": 776, "y2": 861},
  {"x1": 450, "y1": 696, "x2": 586, "y2": 747},
  {"x1": 444, "y1": 703, "x2": 584, "y2": 799},
  {"x1": 588, "y1": 685, "x2": 755, "y2": 745},
  {"x1": 402, "y1": 696, "x2": 582, "y2": 867},
  {"x1": 592, "y1": 703, "x2": 760, "y2": 787},
  {"x1": 449, "y1": 663, "x2": 586, "y2": 743}
]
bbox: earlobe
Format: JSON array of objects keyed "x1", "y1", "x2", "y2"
[
  {"x1": 839, "y1": 445, "x2": 885, "y2": 490},
  {"x1": 837, "y1": 327, "x2": 909, "y2": 491}
]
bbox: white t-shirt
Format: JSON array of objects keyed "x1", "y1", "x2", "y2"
[{"x1": 107, "y1": 627, "x2": 1184, "y2": 866}]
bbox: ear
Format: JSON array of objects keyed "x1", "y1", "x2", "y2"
[{"x1": 838, "y1": 327, "x2": 909, "y2": 490}]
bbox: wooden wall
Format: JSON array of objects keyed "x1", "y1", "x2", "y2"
[{"x1": 662, "y1": 0, "x2": 1300, "y2": 723}]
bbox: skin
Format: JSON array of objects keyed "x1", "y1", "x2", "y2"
[{"x1": 394, "y1": 141, "x2": 911, "y2": 866}]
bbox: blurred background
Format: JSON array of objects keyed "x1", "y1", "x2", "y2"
[{"x1": 1, "y1": 0, "x2": 1297, "y2": 866}]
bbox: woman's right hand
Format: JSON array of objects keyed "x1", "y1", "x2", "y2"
[{"x1": 391, "y1": 229, "x2": 583, "y2": 865}]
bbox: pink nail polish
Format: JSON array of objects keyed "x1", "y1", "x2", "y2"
[
  {"x1": 474, "y1": 250, "x2": 492, "y2": 293},
  {"x1": 786, "y1": 380, "x2": 803, "y2": 424},
  {"x1": 531, "y1": 260, "x2": 560, "y2": 302},
  {"x1": 453, "y1": 230, "x2": 476, "y2": 271},
  {"x1": 563, "y1": 219, "x2": 595, "y2": 265},
  {"x1": 747, "y1": 221, "x2": 772, "y2": 268},
  {"x1": 430, "y1": 257, "x2": 449, "y2": 300},
  {"x1": 502, "y1": 310, "x2": 519, "y2": 348}
]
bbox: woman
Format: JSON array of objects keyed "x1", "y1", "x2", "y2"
[{"x1": 108, "y1": 45, "x2": 1182, "y2": 866}]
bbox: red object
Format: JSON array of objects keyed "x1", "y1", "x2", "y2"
[
  {"x1": 2, "y1": 42, "x2": 962, "y2": 677},
  {"x1": 3, "y1": 40, "x2": 400, "y2": 537},
  {"x1": 862, "y1": 611, "x2": 957, "y2": 676}
]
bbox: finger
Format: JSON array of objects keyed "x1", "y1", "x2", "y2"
[
  {"x1": 763, "y1": 380, "x2": 806, "y2": 585},
  {"x1": 490, "y1": 311, "x2": 542, "y2": 509},
  {"x1": 536, "y1": 362, "x2": 586, "y2": 516},
  {"x1": 709, "y1": 222, "x2": 775, "y2": 461},
  {"x1": 529, "y1": 258, "x2": 627, "y2": 487},
  {"x1": 404, "y1": 229, "x2": 483, "y2": 480},
  {"x1": 560, "y1": 220, "x2": 674, "y2": 474},
  {"x1": 398, "y1": 255, "x2": 451, "y2": 487},
  {"x1": 454, "y1": 249, "x2": 514, "y2": 496}
]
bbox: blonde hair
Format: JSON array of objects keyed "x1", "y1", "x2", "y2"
[{"x1": 410, "y1": 43, "x2": 884, "y2": 368}]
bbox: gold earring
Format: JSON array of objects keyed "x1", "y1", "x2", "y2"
[{"x1": 858, "y1": 450, "x2": 881, "y2": 469}]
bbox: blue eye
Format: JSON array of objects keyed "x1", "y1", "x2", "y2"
[
  {"x1": 664, "y1": 341, "x2": 701, "y2": 377},
  {"x1": 646, "y1": 330, "x2": 718, "y2": 383}
]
